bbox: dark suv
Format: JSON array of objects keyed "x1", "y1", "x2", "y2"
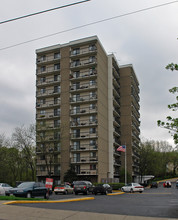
[{"x1": 73, "y1": 181, "x2": 94, "y2": 195}]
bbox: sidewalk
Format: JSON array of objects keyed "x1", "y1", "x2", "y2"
[{"x1": 0, "y1": 200, "x2": 174, "y2": 220}]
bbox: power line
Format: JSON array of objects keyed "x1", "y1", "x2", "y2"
[
  {"x1": 0, "y1": 0, "x2": 91, "y2": 25},
  {"x1": 0, "y1": 1, "x2": 177, "y2": 51}
]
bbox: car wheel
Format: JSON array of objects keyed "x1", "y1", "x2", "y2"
[
  {"x1": 55, "y1": 192, "x2": 58, "y2": 195},
  {"x1": 26, "y1": 192, "x2": 32, "y2": 198},
  {"x1": 44, "y1": 192, "x2": 49, "y2": 199},
  {"x1": 85, "y1": 190, "x2": 89, "y2": 195},
  {"x1": 121, "y1": 188, "x2": 124, "y2": 192},
  {"x1": 130, "y1": 188, "x2": 133, "y2": 193},
  {"x1": 64, "y1": 190, "x2": 68, "y2": 195},
  {"x1": 139, "y1": 191, "x2": 143, "y2": 193}
]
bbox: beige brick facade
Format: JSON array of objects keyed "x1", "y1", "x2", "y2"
[{"x1": 36, "y1": 36, "x2": 140, "y2": 185}]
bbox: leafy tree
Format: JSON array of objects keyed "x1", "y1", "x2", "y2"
[
  {"x1": 63, "y1": 165, "x2": 78, "y2": 183},
  {"x1": 12, "y1": 124, "x2": 36, "y2": 180},
  {"x1": 157, "y1": 63, "x2": 178, "y2": 144}
]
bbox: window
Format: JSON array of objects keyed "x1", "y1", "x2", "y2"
[
  {"x1": 40, "y1": 77, "x2": 46, "y2": 83},
  {"x1": 41, "y1": 55, "x2": 46, "y2": 61},
  {"x1": 73, "y1": 71, "x2": 80, "y2": 78},
  {"x1": 74, "y1": 153, "x2": 80, "y2": 162},
  {"x1": 40, "y1": 121, "x2": 45, "y2": 126},
  {"x1": 54, "y1": 63, "x2": 60, "y2": 70},
  {"x1": 90, "y1": 115, "x2": 96, "y2": 123},
  {"x1": 54, "y1": 97, "x2": 60, "y2": 104},
  {"x1": 74, "y1": 117, "x2": 80, "y2": 125},
  {"x1": 73, "y1": 59, "x2": 80, "y2": 67},
  {"x1": 73, "y1": 94, "x2": 80, "y2": 102},
  {"x1": 40, "y1": 99, "x2": 46, "y2": 104},
  {"x1": 54, "y1": 131, "x2": 60, "y2": 139},
  {"x1": 75, "y1": 165, "x2": 80, "y2": 174},
  {"x1": 90, "y1": 103, "x2": 96, "y2": 110},
  {"x1": 41, "y1": 66, "x2": 46, "y2": 72},
  {"x1": 90, "y1": 128, "x2": 96, "y2": 134},
  {"x1": 73, "y1": 141, "x2": 80, "y2": 150},
  {"x1": 54, "y1": 119, "x2": 60, "y2": 127},
  {"x1": 54, "y1": 86, "x2": 60, "y2": 93},
  {"x1": 73, "y1": 106, "x2": 80, "y2": 114},
  {"x1": 54, "y1": 52, "x2": 60, "y2": 59},
  {"x1": 90, "y1": 91, "x2": 96, "y2": 98},
  {"x1": 90, "y1": 152, "x2": 96, "y2": 158},
  {"x1": 40, "y1": 166, "x2": 45, "y2": 171},
  {"x1": 54, "y1": 74, "x2": 60, "y2": 81},
  {"x1": 40, "y1": 88, "x2": 46, "y2": 94},
  {"x1": 89, "y1": 45, "x2": 96, "y2": 51},
  {"x1": 90, "y1": 164, "x2": 96, "y2": 170},
  {"x1": 90, "y1": 140, "x2": 96, "y2": 146},
  {"x1": 72, "y1": 48, "x2": 80, "y2": 55},
  {"x1": 73, "y1": 82, "x2": 80, "y2": 90},
  {"x1": 74, "y1": 129, "x2": 80, "y2": 138},
  {"x1": 40, "y1": 110, "x2": 45, "y2": 115},
  {"x1": 54, "y1": 143, "x2": 61, "y2": 151},
  {"x1": 54, "y1": 108, "x2": 60, "y2": 116},
  {"x1": 89, "y1": 56, "x2": 95, "y2": 63},
  {"x1": 90, "y1": 80, "x2": 96, "y2": 86}
]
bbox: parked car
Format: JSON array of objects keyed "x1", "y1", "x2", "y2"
[
  {"x1": 176, "y1": 181, "x2": 178, "y2": 189},
  {"x1": 121, "y1": 183, "x2": 144, "y2": 193},
  {"x1": 0, "y1": 186, "x2": 5, "y2": 196},
  {"x1": 93, "y1": 184, "x2": 112, "y2": 195},
  {"x1": 0, "y1": 183, "x2": 13, "y2": 196},
  {"x1": 54, "y1": 184, "x2": 73, "y2": 194},
  {"x1": 73, "y1": 181, "x2": 94, "y2": 195},
  {"x1": 9, "y1": 182, "x2": 49, "y2": 199},
  {"x1": 150, "y1": 182, "x2": 158, "y2": 188},
  {"x1": 163, "y1": 181, "x2": 171, "y2": 188}
]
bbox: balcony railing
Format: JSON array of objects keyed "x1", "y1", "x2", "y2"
[
  {"x1": 36, "y1": 78, "x2": 61, "y2": 86},
  {"x1": 71, "y1": 156, "x2": 98, "y2": 163},
  {"x1": 70, "y1": 82, "x2": 97, "y2": 92},
  {"x1": 70, "y1": 119, "x2": 97, "y2": 127},
  {"x1": 36, "y1": 89, "x2": 60, "y2": 98},
  {"x1": 70, "y1": 131, "x2": 97, "y2": 139},
  {"x1": 77, "y1": 169, "x2": 97, "y2": 175},
  {"x1": 70, "y1": 58, "x2": 97, "y2": 69},
  {"x1": 70, "y1": 94, "x2": 97, "y2": 103},
  {"x1": 36, "y1": 112, "x2": 60, "y2": 120},
  {"x1": 71, "y1": 144, "x2": 97, "y2": 151},
  {"x1": 37, "y1": 66, "x2": 60, "y2": 75},
  {"x1": 36, "y1": 100, "x2": 61, "y2": 109},
  {"x1": 70, "y1": 69, "x2": 97, "y2": 80},
  {"x1": 70, "y1": 105, "x2": 97, "y2": 115},
  {"x1": 37, "y1": 54, "x2": 61, "y2": 64},
  {"x1": 70, "y1": 46, "x2": 97, "y2": 57}
]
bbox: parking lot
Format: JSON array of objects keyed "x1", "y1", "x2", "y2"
[{"x1": 11, "y1": 183, "x2": 178, "y2": 219}]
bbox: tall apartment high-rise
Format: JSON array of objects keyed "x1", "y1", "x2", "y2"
[{"x1": 36, "y1": 36, "x2": 140, "y2": 185}]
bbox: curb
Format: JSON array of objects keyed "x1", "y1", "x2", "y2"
[{"x1": 3, "y1": 197, "x2": 95, "y2": 205}]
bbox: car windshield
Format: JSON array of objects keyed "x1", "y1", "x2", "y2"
[{"x1": 17, "y1": 182, "x2": 34, "y2": 188}]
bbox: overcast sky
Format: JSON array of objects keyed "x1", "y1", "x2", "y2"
[{"x1": 0, "y1": 0, "x2": 177, "y2": 147}]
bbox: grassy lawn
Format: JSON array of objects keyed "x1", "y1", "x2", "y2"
[{"x1": 0, "y1": 195, "x2": 46, "y2": 201}]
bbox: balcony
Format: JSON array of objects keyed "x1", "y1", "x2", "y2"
[
  {"x1": 71, "y1": 156, "x2": 98, "y2": 164},
  {"x1": 70, "y1": 46, "x2": 97, "y2": 57},
  {"x1": 70, "y1": 94, "x2": 97, "y2": 104},
  {"x1": 36, "y1": 53, "x2": 61, "y2": 65},
  {"x1": 70, "y1": 131, "x2": 98, "y2": 140},
  {"x1": 70, "y1": 58, "x2": 97, "y2": 69},
  {"x1": 36, "y1": 89, "x2": 60, "y2": 98},
  {"x1": 77, "y1": 169, "x2": 97, "y2": 175},
  {"x1": 70, "y1": 119, "x2": 97, "y2": 128},
  {"x1": 36, "y1": 99, "x2": 61, "y2": 109},
  {"x1": 36, "y1": 112, "x2": 60, "y2": 120},
  {"x1": 114, "y1": 160, "x2": 121, "y2": 166},
  {"x1": 36, "y1": 66, "x2": 60, "y2": 75},
  {"x1": 70, "y1": 69, "x2": 97, "y2": 81},
  {"x1": 70, "y1": 106, "x2": 97, "y2": 116},
  {"x1": 70, "y1": 144, "x2": 97, "y2": 152},
  {"x1": 70, "y1": 82, "x2": 97, "y2": 92},
  {"x1": 36, "y1": 77, "x2": 61, "y2": 87}
]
